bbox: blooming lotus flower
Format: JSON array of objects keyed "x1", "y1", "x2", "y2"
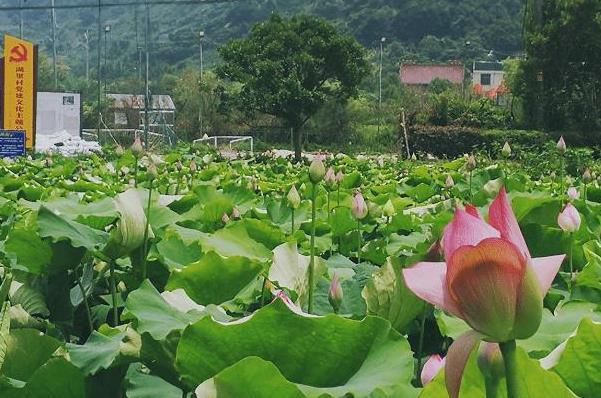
[
  {"x1": 557, "y1": 136, "x2": 566, "y2": 153},
  {"x1": 351, "y1": 192, "x2": 368, "y2": 220},
  {"x1": 308, "y1": 154, "x2": 326, "y2": 183},
  {"x1": 324, "y1": 167, "x2": 336, "y2": 187},
  {"x1": 421, "y1": 354, "x2": 445, "y2": 386},
  {"x1": 131, "y1": 136, "x2": 144, "y2": 157},
  {"x1": 567, "y1": 186, "x2": 579, "y2": 201},
  {"x1": 403, "y1": 188, "x2": 565, "y2": 398},
  {"x1": 558, "y1": 203, "x2": 580, "y2": 233}
]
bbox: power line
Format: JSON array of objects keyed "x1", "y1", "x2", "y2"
[{"x1": 0, "y1": 0, "x2": 241, "y2": 12}]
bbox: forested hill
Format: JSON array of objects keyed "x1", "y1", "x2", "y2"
[{"x1": 0, "y1": 0, "x2": 524, "y2": 77}]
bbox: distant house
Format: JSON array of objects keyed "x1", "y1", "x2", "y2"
[
  {"x1": 399, "y1": 63, "x2": 465, "y2": 87},
  {"x1": 472, "y1": 61, "x2": 508, "y2": 104},
  {"x1": 106, "y1": 94, "x2": 176, "y2": 130}
]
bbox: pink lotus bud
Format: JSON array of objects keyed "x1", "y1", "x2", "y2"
[
  {"x1": 583, "y1": 168, "x2": 592, "y2": 183},
  {"x1": 466, "y1": 154, "x2": 476, "y2": 171},
  {"x1": 189, "y1": 159, "x2": 197, "y2": 173},
  {"x1": 557, "y1": 136, "x2": 566, "y2": 153},
  {"x1": 231, "y1": 207, "x2": 241, "y2": 219},
  {"x1": 287, "y1": 185, "x2": 301, "y2": 209},
  {"x1": 175, "y1": 160, "x2": 183, "y2": 172},
  {"x1": 115, "y1": 144, "x2": 124, "y2": 156},
  {"x1": 131, "y1": 137, "x2": 144, "y2": 157},
  {"x1": 309, "y1": 154, "x2": 326, "y2": 183},
  {"x1": 421, "y1": 354, "x2": 445, "y2": 386},
  {"x1": 567, "y1": 187, "x2": 579, "y2": 201},
  {"x1": 324, "y1": 167, "x2": 336, "y2": 187},
  {"x1": 558, "y1": 203, "x2": 581, "y2": 233},
  {"x1": 328, "y1": 273, "x2": 343, "y2": 313},
  {"x1": 351, "y1": 192, "x2": 368, "y2": 220},
  {"x1": 335, "y1": 171, "x2": 344, "y2": 183},
  {"x1": 445, "y1": 175, "x2": 455, "y2": 188},
  {"x1": 146, "y1": 162, "x2": 157, "y2": 181},
  {"x1": 221, "y1": 213, "x2": 230, "y2": 224}
]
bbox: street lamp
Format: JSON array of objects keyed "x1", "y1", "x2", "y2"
[
  {"x1": 378, "y1": 37, "x2": 386, "y2": 134},
  {"x1": 104, "y1": 24, "x2": 111, "y2": 94},
  {"x1": 199, "y1": 30, "x2": 205, "y2": 135}
]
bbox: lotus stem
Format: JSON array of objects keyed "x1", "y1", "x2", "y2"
[
  {"x1": 484, "y1": 377, "x2": 499, "y2": 398},
  {"x1": 357, "y1": 218, "x2": 362, "y2": 264},
  {"x1": 308, "y1": 183, "x2": 318, "y2": 314},
  {"x1": 141, "y1": 183, "x2": 153, "y2": 280},
  {"x1": 109, "y1": 260, "x2": 119, "y2": 326},
  {"x1": 499, "y1": 340, "x2": 519, "y2": 398},
  {"x1": 291, "y1": 208, "x2": 295, "y2": 234},
  {"x1": 133, "y1": 157, "x2": 139, "y2": 188},
  {"x1": 569, "y1": 233, "x2": 574, "y2": 295},
  {"x1": 559, "y1": 155, "x2": 564, "y2": 201},
  {"x1": 469, "y1": 169, "x2": 473, "y2": 201},
  {"x1": 584, "y1": 183, "x2": 588, "y2": 203},
  {"x1": 260, "y1": 277, "x2": 268, "y2": 308},
  {"x1": 415, "y1": 302, "x2": 427, "y2": 384},
  {"x1": 76, "y1": 269, "x2": 93, "y2": 333},
  {"x1": 327, "y1": 190, "x2": 331, "y2": 224},
  {"x1": 175, "y1": 172, "x2": 181, "y2": 195}
]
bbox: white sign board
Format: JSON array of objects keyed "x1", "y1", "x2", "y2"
[{"x1": 36, "y1": 92, "x2": 81, "y2": 137}]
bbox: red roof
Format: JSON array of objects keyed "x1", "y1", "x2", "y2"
[{"x1": 400, "y1": 64, "x2": 465, "y2": 85}]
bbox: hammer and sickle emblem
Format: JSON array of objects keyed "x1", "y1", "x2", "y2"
[{"x1": 9, "y1": 44, "x2": 28, "y2": 63}]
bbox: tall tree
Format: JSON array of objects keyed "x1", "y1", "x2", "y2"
[{"x1": 218, "y1": 13, "x2": 369, "y2": 159}]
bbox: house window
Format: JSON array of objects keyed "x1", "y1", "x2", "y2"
[
  {"x1": 480, "y1": 73, "x2": 491, "y2": 85},
  {"x1": 63, "y1": 96, "x2": 75, "y2": 105}
]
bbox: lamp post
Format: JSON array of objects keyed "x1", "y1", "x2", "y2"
[
  {"x1": 378, "y1": 37, "x2": 386, "y2": 134},
  {"x1": 104, "y1": 24, "x2": 111, "y2": 94},
  {"x1": 198, "y1": 30, "x2": 205, "y2": 135}
]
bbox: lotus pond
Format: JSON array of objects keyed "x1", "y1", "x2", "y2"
[{"x1": 0, "y1": 142, "x2": 600, "y2": 398}]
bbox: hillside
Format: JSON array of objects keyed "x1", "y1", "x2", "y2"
[{"x1": 0, "y1": 0, "x2": 525, "y2": 81}]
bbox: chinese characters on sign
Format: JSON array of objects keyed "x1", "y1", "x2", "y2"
[{"x1": 3, "y1": 34, "x2": 36, "y2": 150}]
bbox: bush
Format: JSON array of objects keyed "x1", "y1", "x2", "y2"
[{"x1": 405, "y1": 125, "x2": 549, "y2": 158}]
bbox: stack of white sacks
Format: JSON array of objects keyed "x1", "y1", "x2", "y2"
[{"x1": 35, "y1": 130, "x2": 101, "y2": 156}]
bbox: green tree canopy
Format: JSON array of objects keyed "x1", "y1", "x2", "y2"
[{"x1": 218, "y1": 13, "x2": 369, "y2": 159}]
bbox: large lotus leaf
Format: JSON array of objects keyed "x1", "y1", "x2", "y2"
[
  {"x1": 232, "y1": 219, "x2": 287, "y2": 250},
  {"x1": 362, "y1": 258, "x2": 424, "y2": 333},
  {"x1": 420, "y1": 345, "x2": 575, "y2": 398},
  {"x1": 156, "y1": 233, "x2": 202, "y2": 271},
  {"x1": 4, "y1": 227, "x2": 52, "y2": 274},
  {"x1": 37, "y1": 206, "x2": 109, "y2": 251},
  {"x1": 546, "y1": 318, "x2": 601, "y2": 398},
  {"x1": 173, "y1": 225, "x2": 272, "y2": 261},
  {"x1": 167, "y1": 251, "x2": 265, "y2": 305},
  {"x1": 176, "y1": 299, "x2": 418, "y2": 397},
  {"x1": 44, "y1": 196, "x2": 118, "y2": 229},
  {"x1": 436, "y1": 301, "x2": 601, "y2": 357},
  {"x1": 125, "y1": 363, "x2": 182, "y2": 398},
  {"x1": 1, "y1": 329, "x2": 62, "y2": 381}
]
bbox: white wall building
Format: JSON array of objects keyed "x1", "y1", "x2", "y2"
[{"x1": 36, "y1": 92, "x2": 81, "y2": 137}]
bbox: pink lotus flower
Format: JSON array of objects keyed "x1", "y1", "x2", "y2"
[
  {"x1": 421, "y1": 354, "x2": 445, "y2": 386},
  {"x1": 403, "y1": 188, "x2": 565, "y2": 398},
  {"x1": 558, "y1": 203, "x2": 581, "y2": 233},
  {"x1": 324, "y1": 167, "x2": 336, "y2": 187},
  {"x1": 351, "y1": 191, "x2": 368, "y2": 220}
]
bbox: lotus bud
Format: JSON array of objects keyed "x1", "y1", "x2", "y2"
[
  {"x1": 550, "y1": 171, "x2": 556, "y2": 179},
  {"x1": 308, "y1": 154, "x2": 326, "y2": 183},
  {"x1": 175, "y1": 160, "x2": 183, "y2": 172},
  {"x1": 299, "y1": 183, "x2": 307, "y2": 193},
  {"x1": 351, "y1": 192, "x2": 368, "y2": 220},
  {"x1": 221, "y1": 213, "x2": 230, "y2": 224},
  {"x1": 128, "y1": 178, "x2": 136, "y2": 188},
  {"x1": 411, "y1": 153, "x2": 417, "y2": 161},
  {"x1": 558, "y1": 203, "x2": 581, "y2": 233},
  {"x1": 501, "y1": 142, "x2": 511, "y2": 158},
  {"x1": 557, "y1": 136, "x2": 566, "y2": 154},
  {"x1": 477, "y1": 343, "x2": 505, "y2": 382},
  {"x1": 567, "y1": 186, "x2": 579, "y2": 201},
  {"x1": 383, "y1": 199, "x2": 396, "y2": 218},
  {"x1": 377, "y1": 156, "x2": 385, "y2": 167},
  {"x1": 202, "y1": 133, "x2": 210, "y2": 140},
  {"x1": 147, "y1": 162, "x2": 157, "y2": 181},
  {"x1": 287, "y1": 185, "x2": 301, "y2": 209},
  {"x1": 324, "y1": 167, "x2": 336, "y2": 187},
  {"x1": 328, "y1": 273, "x2": 343, "y2": 313},
  {"x1": 445, "y1": 175, "x2": 455, "y2": 188},
  {"x1": 421, "y1": 354, "x2": 445, "y2": 386},
  {"x1": 202, "y1": 154, "x2": 212, "y2": 164},
  {"x1": 131, "y1": 137, "x2": 144, "y2": 157},
  {"x1": 189, "y1": 159, "x2": 197, "y2": 173},
  {"x1": 115, "y1": 144, "x2": 124, "y2": 156},
  {"x1": 105, "y1": 189, "x2": 153, "y2": 259},
  {"x1": 583, "y1": 168, "x2": 592, "y2": 183},
  {"x1": 231, "y1": 207, "x2": 241, "y2": 219},
  {"x1": 117, "y1": 281, "x2": 127, "y2": 293},
  {"x1": 466, "y1": 154, "x2": 476, "y2": 171},
  {"x1": 335, "y1": 171, "x2": 344, "y2": 184}
]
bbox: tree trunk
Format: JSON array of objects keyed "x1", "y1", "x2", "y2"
[{"x1": 293, "y1": 125, "x2": 303, "y2": 161}]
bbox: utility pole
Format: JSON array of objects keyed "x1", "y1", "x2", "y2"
[
  {"x1": 51, "y1": 0, "x2": 58, "y2": 89},
  {"x1": 84, "y1": 30, "x2": 89, "y2": 82},
  {"x1": 135, "y1": 6, "x2": 141, "y2": 85},
  {"x1": 97, "y1": 0, "x2": 102, "y2": 136},
  {"x1": 377, "y1": 37, "x2": 385, "y2": 135},
  {"x1": 199, "y1": 30, "x2": 205, "y2": 135},
  {"x1": 104, "y1": 24, "x2": 111, "y2": 95},
  {"x1": 143, "y1": 0, "x2": 150, "y2": 148}
]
